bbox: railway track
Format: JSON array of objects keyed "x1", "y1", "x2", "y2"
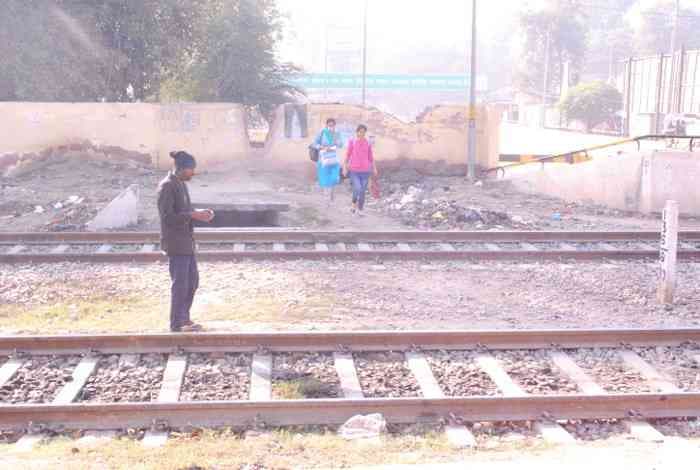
[
  {"x1": 2, "y1": 329, "x2": 700, "y2": 449},
  {"x1": 2, "y1": 230, "x2": 700, "y2": 263}
]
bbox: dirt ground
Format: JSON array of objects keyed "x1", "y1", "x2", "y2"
[
  {"x1": 0, "y1": 433, "x2": 696, "y2": 470},
  {"x1": 2, "y1": 132, "x2": 700, "y2": 469},
  {"x1": 2, "y1": 152, "x2": 700, "y2": 233},
  {"x1": 2, "y1": 259, "x2": 700, "y2": 334}
]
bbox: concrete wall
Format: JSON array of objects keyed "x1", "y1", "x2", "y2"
[
  {"x1": 507, "y1": 150, "x2": 700, "y2": 215},
  {"x1": 263, "y1": 103, "x2": 501, "y2": 174},
  {"x1": 0, "y1": 102, "x2": 250, "y2": 169}
]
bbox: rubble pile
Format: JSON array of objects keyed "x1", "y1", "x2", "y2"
[
  {"x1": 378, "y1": 182, "x2": 527, "y2": 230},
  {"x1": 1, "y1": 140, "x2": 151, "y2": 178},
  {"x1": 0, "y1": 141, "x2": 157, "y2": 232}
]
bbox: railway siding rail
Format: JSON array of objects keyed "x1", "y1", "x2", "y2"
[
  {"x1": 0, "y1": 329, "x2": 699, "y2": 427},
  {"x1": 2, "y1": 230, "x2": 700, "y2": 263},
  {"x1": 3, "y1": 329, "x2": 700, "y2": 451}
]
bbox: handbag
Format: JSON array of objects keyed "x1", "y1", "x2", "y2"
[
  {"x1": 309, "y1": 129, "x2": 336, "y2": 162},
  {"x1": 308, "y1": 145, "x2": 319, "y2": 162},
  {"x1": 369, "y1": 176, "x2": 381, "y2": 199}
]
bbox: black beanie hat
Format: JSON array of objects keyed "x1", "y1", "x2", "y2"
[{"x1": 170, "y1": 151, "x2": 196, "y2": 170}]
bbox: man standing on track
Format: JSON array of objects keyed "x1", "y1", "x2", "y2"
[{"x1": 157, "y1": 151, "x2": 214, "y2": 333}]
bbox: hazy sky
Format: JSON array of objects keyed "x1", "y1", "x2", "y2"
[
  {"x1": 276, "y1": 0, "x2": 524, "y2": 70},
  {"x1": 276, "y1": 0, "x2": 696, "y2": 71}
]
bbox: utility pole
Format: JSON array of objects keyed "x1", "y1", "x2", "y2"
[
  {"x1": 467, "y1": 0, "x2": 477, "y2": 181},
  {"x1": 541, "y1": 29, "x2": 551, "y2": 128},
  {"x1": 361, "y1": 0, "x2": 368, "y2": 107},
  {"x1": 324, "y1": 26, "x2": 329, "y2": 101},
  {"x1": 667, "y1": 0, "x2": 680, "y2": 114}
]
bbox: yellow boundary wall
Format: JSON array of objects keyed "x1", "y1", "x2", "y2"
[
  {"x1": 264, "y1": 103, "x2": 500, "y2": 173},
  {"x1": 0, "y1": 102, "x2": 250, "y2": 169}
]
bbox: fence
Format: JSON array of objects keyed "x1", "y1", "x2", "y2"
[{"x1": 621, "y1": 49, "x2": 700, "y2": 135}]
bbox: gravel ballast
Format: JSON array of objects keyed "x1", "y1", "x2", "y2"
[
  {"x1": 272, "y1": 353, "x2": 341, "y2": 399},
  {"x1": 427, "y1": 351, "x2": 500, "y2": 396},
  {"x1": 354, "y1": 352, "x2": 421, "y2": 398},
  {"x1": 78, "y1": 354, "x2": 165, "y2": 403},
  {"x1": 0, "y1": 355, "x2": 80, "y2": 404},
  {"x1": 181, "y1": 353, "x2": 251, "y2": 401}
]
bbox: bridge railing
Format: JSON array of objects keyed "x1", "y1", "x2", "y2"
[{"x1": 486, "y1": 135, "x2": 700, "y2": 177}]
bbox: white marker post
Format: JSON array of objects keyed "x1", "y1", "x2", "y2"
[{"x1": 657, "y1": 200, "x2": 679, "y2": 304}]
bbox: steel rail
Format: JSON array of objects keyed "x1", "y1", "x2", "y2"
[
  {"x1": 4, "y1": 249, "x2": 700, "y2": 264},
  {"x1": 2, "y1": 230, "x2": 700, "y2": 244},
  {"x1": 1, "y1": 393, "x2": 698, "y2": 430},
  {"x1": 2, "y1": 329, "x2": 700, "y2": 355}
]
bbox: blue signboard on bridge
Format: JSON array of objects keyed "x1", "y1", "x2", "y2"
[{"x1": 292, "y1": 73, "x2": 472, "y2": 91}]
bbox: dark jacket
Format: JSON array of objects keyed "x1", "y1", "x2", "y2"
[{"x1": 157, "y1": 172, "x2": 195, "y2": 255}]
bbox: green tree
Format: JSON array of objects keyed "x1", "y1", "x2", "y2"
[
  {"x1": 0, "y1": 1, "x2": 108, "y2": 101},
  {"x1": 635, "y1": 1, "x2": 700, "y2": 55},
  {"x1": 516, "y1": 1, "x2": 588, "y2": 95},
  {"x1": 165, "y1": 0, "x2": 302, "y2": 119},
  {"x1": 559, "y1": 81, "x2": 623, "y2": 131},
  {"x1": 582, "y1": 0, "x2": 636, "y2": 80},
  {"x1": 58, "y1": 0, "x2": 203, "y2": 101},
  {"x1": 1, "y1": 0, "x2": 298, "y2": 112}
]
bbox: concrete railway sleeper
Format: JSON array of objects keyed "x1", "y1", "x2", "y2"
[
  {"x1": 3, "y1": 230, "x2": 700, "y2": 263},
  {"x1": 3, "y1": 329, "x2": 700, "y2": 450}
]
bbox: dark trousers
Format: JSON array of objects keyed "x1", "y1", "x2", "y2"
[
  {"x1": 168, "y1": 255, "x2": 199, "y2": 331},
  {"x1": 350, "y1": 171, "x2": 371, "y2": 210}
]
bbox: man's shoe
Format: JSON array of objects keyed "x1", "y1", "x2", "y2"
[{"x1": 177, "y1": 323, "x2": 203, "y2": 332}]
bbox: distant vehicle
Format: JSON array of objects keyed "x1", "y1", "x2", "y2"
[{"x1": 663, "y1": 113, "x2": 700, "y2": 136}]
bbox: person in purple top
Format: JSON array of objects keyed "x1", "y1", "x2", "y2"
[{"x1": 344, "y1": 124, "x2": 379, "y2": 216}]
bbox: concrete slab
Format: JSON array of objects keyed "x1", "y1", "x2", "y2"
[
  {"x1": 77, "y1": 431, "x2": 117, "y2": 448},
  {"x1": 250, "y1": 354, "x2": 272, "y2": 400},
  {"x1": 12, "y1": 434, "x2": 45, "y2": 453},
  {"x1": 334, "y1": 353, "x2": 364, "y2": 400},
  {"x1": 142, "y1": 354, "x2": 188, "y2": 447},
  {"x1": 0, "y1": 358, "x2": 24, "y2": 387},
  {"x1": 406, "y1": 352, "x2": 476, "y2": 449},
  {"x1": 619, "y1": 351, "x2": 681, "y2": 393},
  {"x1": 192, "y1": 202, "x2": 289, "y2": 228},
  {"x1": 53, "y1": 356, "x2": 99, "y2": 404},
  {"x1": 475, "y1": 354, "x2": 575, "y2": 444},
  {"x1": 87, "y1": 184, "x2": 140, "y2": 231},
  {"x1": 7, "y1": 245, "x2": 26, "y2": 254},
  {"x1": 551, "y1": 351, "x2": 665, "y2": 443}
]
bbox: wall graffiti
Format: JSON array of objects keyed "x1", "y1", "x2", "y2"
[{"x1": 159, "y1": 106, "x2": 201, "y2": 133}]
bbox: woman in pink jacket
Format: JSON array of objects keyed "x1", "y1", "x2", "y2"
[{"x1": 344, "y1": 124, "x2": 379, "y2": 215}]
